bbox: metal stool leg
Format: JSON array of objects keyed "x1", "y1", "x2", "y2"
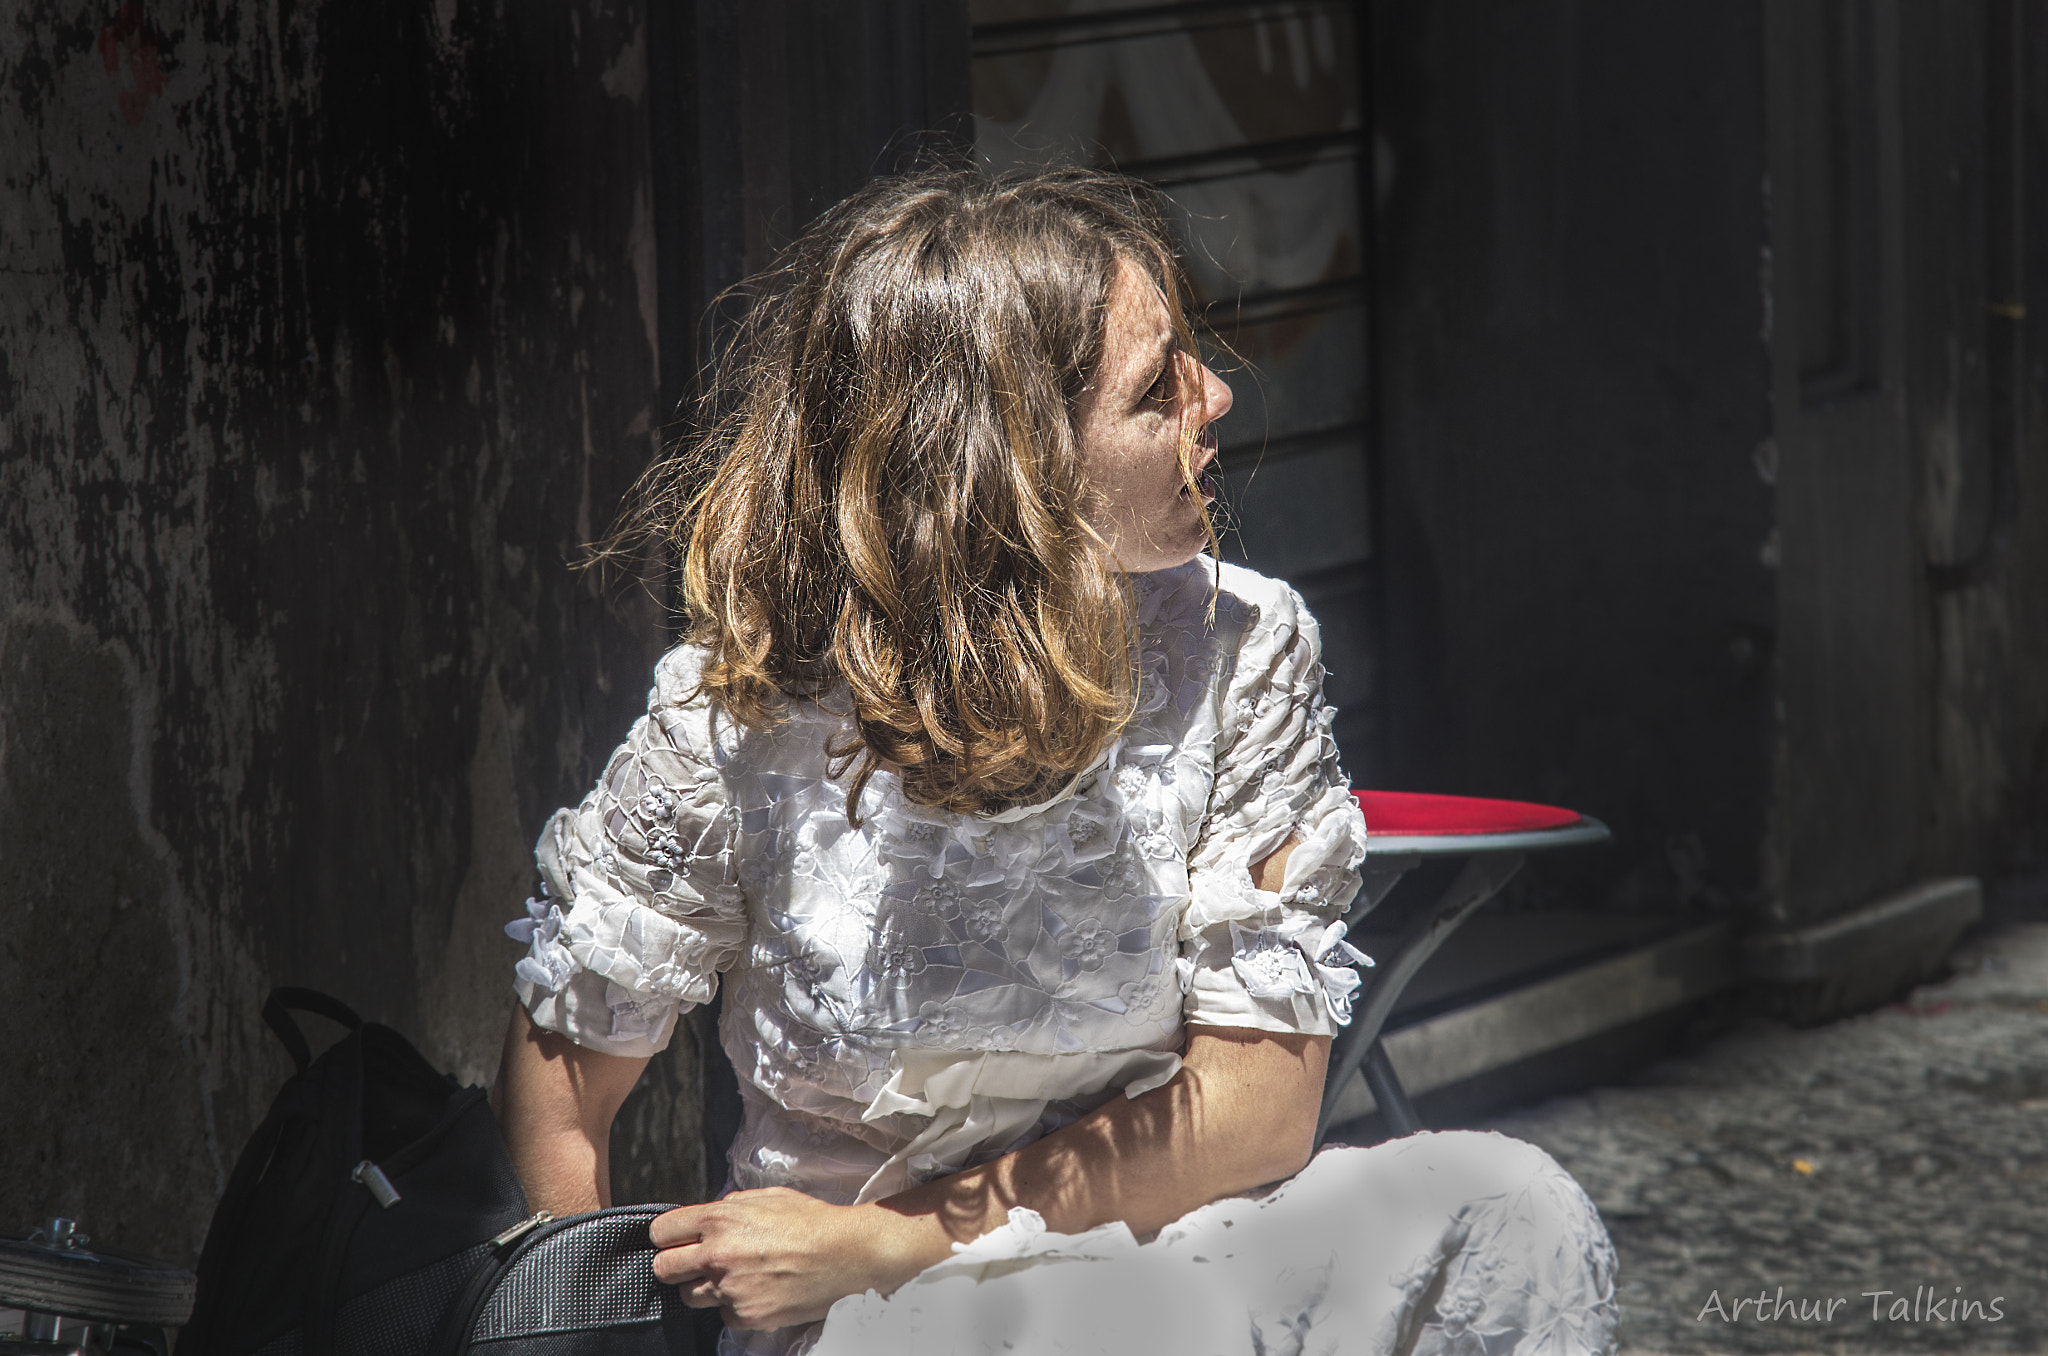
[
  {"x1": 1361, "y1": 1040, "x2": 1423, "y2": 1137},
  {"x1": 1316, "y1": 851, "x2": 1527, "y2": 1146}
]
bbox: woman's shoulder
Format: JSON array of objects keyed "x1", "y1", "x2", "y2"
[
  {"x1": 650, "y1": 642, "x2": 837, "y2": 725},
  {"x1": 642, "y1": 643, "x2": 740, "y2": 769},
  {"x1": 646, "y1": 642, "x2": 834, "y2": 766},
  {"x1": 1137, "y1": 557, "x2": 1304, "y2": 629},
  {"x1": 1210, "y1": 558, "x2": 1310, "y2": 627},
  {"x1": 650, "y1": 641, "x2": 715, "y2": 709},
  {"x1": 1197, "y1": 561, "x2": 1327, "y2": 718},
  {"x1": 1127, "y1": 560, "x2": 1321, "y2": 736},
  {"x1": 1167, "y1": 558, "x2": 1320, "y2": 661}
]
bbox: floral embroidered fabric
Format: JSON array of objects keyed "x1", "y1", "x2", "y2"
[{"x1": 510, "y1": 558, "x2": 1370, "y2": 1210}]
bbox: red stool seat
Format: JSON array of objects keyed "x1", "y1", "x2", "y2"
[{"x1": 1352, "y1": 790, "x2": 1583, "y2": 836}]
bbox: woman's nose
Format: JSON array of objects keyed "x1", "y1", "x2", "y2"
[{"x1": 1199, "y1": 362, "x2": 1234, "y2": 425}]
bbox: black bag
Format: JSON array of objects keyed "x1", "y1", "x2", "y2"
[
  {"x1": 425, "y1": 1205, "x2": 699, "y2": 1356},
  {"x1": 177, "y1": 989, "x2": 702, "y2": 1356}
]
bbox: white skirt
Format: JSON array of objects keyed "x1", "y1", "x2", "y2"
[{"x1": 741, "y1": 1131, "x2": 1619, "y2": 1356}]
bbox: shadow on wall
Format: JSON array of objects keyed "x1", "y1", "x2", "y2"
[
  {"x1": 0, "y1": 0, "x2": 695, "y2": 1261},
  {"x1": 0, "y1": 617, "x2": 224, "y2": 1255}
]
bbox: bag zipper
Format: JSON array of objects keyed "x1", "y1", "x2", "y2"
[{"x1": 487, "y1": 1210, "x2": 554, "y2": 1250}]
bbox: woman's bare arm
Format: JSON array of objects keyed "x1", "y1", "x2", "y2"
[{"x1": 492, "y1": 1005, "x2": 650, "y2": 1216}]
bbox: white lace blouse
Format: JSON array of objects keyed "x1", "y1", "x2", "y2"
[{"x1": 509, "y1": 557, "x2": 1371, "y2": 1207}]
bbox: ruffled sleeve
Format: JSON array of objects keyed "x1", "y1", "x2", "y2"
[
  {"x1": 507, "y1": 646, "x2": 746, "y2": 1058},
  {"x1": 1179, "y1": 581, "x2": 1371, "y2": 1036}
]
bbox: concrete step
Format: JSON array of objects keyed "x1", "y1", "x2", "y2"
[{"x1": 1327, "y1": 916, "x2": 1736, "y2": 1130}]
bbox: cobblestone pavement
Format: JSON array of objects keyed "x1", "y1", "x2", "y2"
[{"x1": 1478, "y1": 922, "x2": 2048, "y2": 1355}]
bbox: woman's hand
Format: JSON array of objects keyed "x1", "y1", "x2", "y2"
[{"x1": 651, "y1": 1190, "x2": 918, "y2": 1331}]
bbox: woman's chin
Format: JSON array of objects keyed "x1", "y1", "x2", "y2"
[
  {"x1": 1117, "y1": 541, "x2": 1209, "y2": 574},
  {"x1": 1100, "y1": 504, "x2": 1215, "y2": 573}
]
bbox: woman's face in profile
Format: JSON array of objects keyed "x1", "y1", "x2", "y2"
[{"x1": 1074, "y1": 258, "x2": 1233, "y2": 573}]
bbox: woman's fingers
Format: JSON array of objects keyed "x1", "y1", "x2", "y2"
[
  {"x1": 646, "y1": 1189, "x2": 877, "y2": 1330},
  {"x1": 656, "y1": 1244, "x2": 732, "y2": 1313},
  {"x1": 659, "y1": 1243, "x2": 733, "y2": 1312},
  {"x1": 652, "y1": 1203, "x2": 733, "y2": 1306},
  {"x1": 650, "y1": 1204, "x2": 708, "y2": 1248},
  {"x1": 651, "y1": 1238, "x2": 711, "y2": 1286}
]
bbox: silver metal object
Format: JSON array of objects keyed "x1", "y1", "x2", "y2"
[
  {"x1": 488, "y1": 1211, "x2": 556, "y2": 1252},
  {"x1": 351, "y1": 1160, "x2": 403, "y2": 1209},
  {"x1": 34, "y1": 1225, "x2": 82, "y2": 1253},
  {"x1": 0, "y1": 1215, "x2": 193, "y2": 1356}
]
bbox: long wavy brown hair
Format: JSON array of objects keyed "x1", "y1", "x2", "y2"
[{"x1": 625, "y1": 167, "x2": 1209, "y2": 817}]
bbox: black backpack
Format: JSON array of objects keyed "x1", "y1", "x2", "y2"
[{"x1": 176, "y1": 989, "x2": 706, "y2": 1356}]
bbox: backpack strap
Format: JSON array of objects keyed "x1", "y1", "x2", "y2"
[{"x1": 262, "y1": 988, "x2": 365, "y2": 1075}]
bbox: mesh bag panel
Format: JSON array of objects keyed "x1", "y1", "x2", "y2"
[{"x1": 475, "y1": 1216, "x2": 673, "y2": 1339}]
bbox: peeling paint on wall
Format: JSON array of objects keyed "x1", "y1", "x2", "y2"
[
  {"x1": 0, "y1": 610, "x2": 270, "y2": 1254},
  {"x1": 0, "y1": 0, "x2": 689, "y2": 1260}
]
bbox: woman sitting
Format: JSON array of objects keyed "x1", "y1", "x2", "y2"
[{"x1": 495, "y1": 166, "x2": 1618, "y2": 1356}]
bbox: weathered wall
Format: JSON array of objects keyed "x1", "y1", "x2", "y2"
[
  {"x1": 0, "y1": 0, "x2": 707, "y2": 1262},
  {"x1": 1370, "y1": 2, "x2": 1777, "y2": 916},
  {"x1": 1908, "y1": 2, "x2": 2048, "y2": 907}
]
